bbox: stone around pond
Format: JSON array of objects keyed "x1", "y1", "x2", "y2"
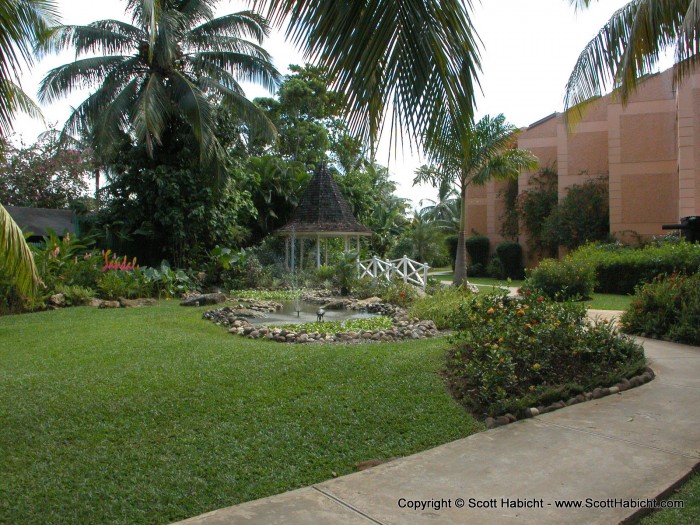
[{"x1": 180, "y1": 292, "x2": 227, "y2": 307}]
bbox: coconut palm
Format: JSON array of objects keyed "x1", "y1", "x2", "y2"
[
  {"x1": 38, "y1": 0, "x2": 281, "y2": 167},
  {"x1": 565, "y1": 0, "x2": 700, "y2": 115},
  {"x1": 0, "y1": 0, "x2": 58, "y2": 296},
  {"x1": 255, "y1": 0, "x2": 482, "y2": 150},
  {"x1": 414, "y1": 114, "x2": 538, "y2": 286}
]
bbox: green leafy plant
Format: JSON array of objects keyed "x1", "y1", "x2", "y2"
[
  {"x1": 140, "y1": 261, "x2": 194, "y2": 299},
  {"x1": 523, "y1": 258, "x2": 596, "y2": 301},
  {"x1": 232, "y1": 289, "x2": 305, "y2": 301},
  {"x1": 409, "y1": 286, "x2": 474, "y2": 329},
  {"x1": 495, "y1": 241, "x2": 524, "y2": 280},
  {"x1": 569, "y1": 240, "x2": 700, "y2": 294},
  {"x1": 274, "y1": 316, "x2": 393, "y2": 335},
  {"x1": 381, "y1": 280, "x2": 420, "y2": 307},
  {"x1": 446, "y1": 292, "x2": 646, "y2": 417},
  {"x1": 53, "y1": 284, "x2": 95, "y2": 306},
  {"x1": 622, "y1": 273, "x2": 700, "y2": 345}
]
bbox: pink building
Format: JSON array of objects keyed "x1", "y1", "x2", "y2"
[{"x1": 475, "y1": 67, "x2": 700, "y2": 266}]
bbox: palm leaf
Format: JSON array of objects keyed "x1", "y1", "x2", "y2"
[
  {"x1": 38, "y1": 55, "x2": 131, "y2": 103},
  {"x1": 0, "y1": 78, "x2": 44, "y2": 135},
  {"x1": 255, "y1": 0, "x2": 481, "y2": 147},
  {"x1": 0, "y1": 204, "x2": 40, "y2": 297}
]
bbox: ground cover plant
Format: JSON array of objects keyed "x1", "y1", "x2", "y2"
[
  {"x1": 0, "y1": 302, "x2": 481, "y2": 525},
  {"x1": 622, "y1": 273, "x2": 700, "y2": 345},
  {"x1": 274, "y1": 316, "x2": 393, "y2": 334},
  {"x1": 445, "y1": 292, "x2": 646, "y2": 418}
]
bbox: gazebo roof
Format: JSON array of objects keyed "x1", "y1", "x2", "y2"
[{"x1": 277, "y1": 163, "x2": 372, "y2": 237}]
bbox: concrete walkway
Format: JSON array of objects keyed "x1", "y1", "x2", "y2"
[{"x1": 174, "y1": 326, "x2": 700, "y2": 525}]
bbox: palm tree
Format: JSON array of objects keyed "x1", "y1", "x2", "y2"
[
  {"x1": 38, "y1": 0, "x2": 281, "y2": 168},
  {"x1": 565, "y1": 0, "x2": 699, "y2": 115},
  {"x1": 255, "y1": 0, "x2": 482, "y2": 151},
  {"x1": 414, "y1": 114, "x2": 538, "y2": 286},
  {"x1": 418, "y1": 174, "x2": 460, "y2": 225},
  {"x1": 0, "y1": 0, "x2": 58, "y2": 296}
]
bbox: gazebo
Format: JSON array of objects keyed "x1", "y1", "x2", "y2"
[{"x1": 276, "y1": 162, "x2": 372, "y2": 270}]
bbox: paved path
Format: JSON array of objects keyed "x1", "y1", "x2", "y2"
[{"x1": 174, "y1": 322, "x2": 700, "y2": 525}]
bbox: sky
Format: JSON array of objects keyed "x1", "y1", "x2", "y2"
[{"x1": 13, "y1": 0, "x2": 657, "y2": 208}]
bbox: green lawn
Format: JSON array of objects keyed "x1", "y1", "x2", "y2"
[
  {"x1": 0, "y1": 302, "x2": 481, "y2": 525},
  {"x1": 640, "y1": 473, "x2": 700, "y2": 524},
  {"x1": 430, "y1": 275, "x2": 632, "y2": 311}
]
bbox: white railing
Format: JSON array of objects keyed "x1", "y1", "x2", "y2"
[{"x1": 357, "y1": 255, "x2": 430, "y2": 289}]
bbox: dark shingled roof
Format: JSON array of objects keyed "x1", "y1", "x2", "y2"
[
  {"x1": 277, "y1": 163, "x2": 372, "y2": 236},
  {"x1": 5, "y1": 206, "x2": 75, "y2": 238}
]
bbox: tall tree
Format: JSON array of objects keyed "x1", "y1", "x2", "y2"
[
  {"x1": 254, "y1": 0, "x2": 482, "y2": 152},
  {"x1": 0, "y1": 0, "x2": 58, "y2": 296},
  {"x1": 565, "y1": 0, "x2": 699, "y2": 115},
  {"x1": 415, "y1": 114, "x2": 538, "y2": 286},
  {"x1": 38, "y1": 1, "x2": 280, "y2": 170}
]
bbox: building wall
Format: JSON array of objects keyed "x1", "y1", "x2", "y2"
[{"x1": 481, "y1": 67, "x2": 699, "y2": 266}]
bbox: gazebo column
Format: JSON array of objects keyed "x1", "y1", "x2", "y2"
[
  {"x1": 324, "y1": 239, "x2": 328, "y2": 265},
  {"x1": 316, "y1": 235, "x2": 321, "y2": 268},
  {"x1": 291, "y1": 236, "x2": 296, "y2": 271},
  {"x1": 285, "y1": 237, "x2": 289, "y2": 270},
  {"x1": 356, "y1": 235, "x2": 360, "y2": 255},
  {"x1": 344, "y1": 237, "x2": 349, "y2": 252}
]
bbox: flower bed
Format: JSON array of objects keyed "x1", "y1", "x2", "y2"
[{"x1": 445, "y1": 292, "x2": 647, "y2": 418}]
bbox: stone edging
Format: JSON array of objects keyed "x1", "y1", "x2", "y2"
[
  {"x1": 484, "y1": 367, "x2": 656, "y2": 429},
  {"x1": 203, "y1": 306, "x2": 440, "y2": 344}
]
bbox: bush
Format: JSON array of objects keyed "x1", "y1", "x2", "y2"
[
  {"x1": 570, "y1": 240, "x2": 700, "y2": 294},
  {"x1": 622, "y1": 274, "x2": 700, "y2": 344},
  {"x1": 495, "y1": 242, "x2": 524, "y2": 279},
  {"x1": 53, "y1": 284, "x2": 95, "y2": 306},
  {"x1": 466, "y1": 235, "x2": 490, "y2": 267},
  {"x1": 381, "y1": 280, "x2": 420, "y2": 307},
  {"x1": 523, "y1": 258, "x2": 596, "y2": 300},
  {"x1": 550, "y1": 176, "x2": 610, "y2": 250},
  {"x1": 467, "y1": 262, "x2": 486, "y2": 278},
  {"x1": 445, "y1": 235, "x2": 459, "y2": 270},
  {"x1": 408, "y1": 286, "x2": 474, "y2": 329},
  {"x1": 445, "y1": 292, "x2": 646, "y2": 417},
  {"x1": 97, "y1": 269, "x2": 153, "y2": 299}
]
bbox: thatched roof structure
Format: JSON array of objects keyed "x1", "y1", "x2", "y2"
[
  {"x1": 277, "y1": 163, "x2": 372, "y2": 237},
  {"x1": 6, "y1": 206, "x2": 75, "y2": 240}
]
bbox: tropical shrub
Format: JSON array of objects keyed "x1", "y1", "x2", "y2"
[
  {"x1": 495, "y1": 241, "x2": 524, "y2": 279},
  {"x1": 381, "y1": 280, "x2": 420, "y2": 307},
  {"x1": 547, "y1": 176, "x2": 610, "y2": 250},
  {"x1": 446, "y1": 292, "x2": 646, "y2": 417},
  {"x1": 622, "y1": 274, "x2": 700, "y2": 345},
  {"x1": 514, "y1": 167, "x2": 559, "y2": 258},
  {"x1": 569, "y1": 240, "x2": 700, "y2": 294},
  {"x1": 466, "y1": 235, "x2": 490, "y2": 267},
  {"x1": 523, "y1": 258, "x2": 596, "y2": 300},
  {"x1": 53, "y1": 284, "x2": 95, "y2": 306},
  {"x1": 409, "y1": 286, "x2": 473, "y2": 329}
]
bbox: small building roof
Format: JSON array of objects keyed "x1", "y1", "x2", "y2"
[
  {"x1": 277, "y1": 163, "x2": 372, "y2": 237},
  {"x1": 5, "y1": 206, "x2": 75, "y2": 238}
]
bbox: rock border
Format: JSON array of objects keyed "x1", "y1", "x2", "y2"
[
  {"x1": 484, "y1": 367, "x2": 656, "y2": 429},
  {"x1": 203, "y1": 305, "x2": 440, "y2": 344}
]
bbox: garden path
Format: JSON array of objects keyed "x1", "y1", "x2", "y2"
[{"x1": 173, "y1": 319, "x2": 700, "y2": 525}]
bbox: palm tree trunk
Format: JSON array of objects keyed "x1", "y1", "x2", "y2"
[{"x1": 453, "y1": 185, "x2": 468, "y2": 286}]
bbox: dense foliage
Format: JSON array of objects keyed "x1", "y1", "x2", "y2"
[
  {"x1": 0, "y1": 133, "x2": 94, "y2": 209},
  {"x1": 275, "y1": 316, "x2": 393, "y2": 335},
  {"x1": 513, "y1": 167, "x2": 558, "y2": 258},
  {"x1": 523, "y1": 257, "x2": 596, "y2": 301},
  {"x1": 622, "y1": 273, "x2": 700, "y2": 345},
  {"x1": 569, "y1": 240, "x2": 700, "y2": 295},
  {"x1": 408, "y1": 286, "x2": 474, "y2": 329},
  {"x1": 446, "y1": 292, "x2": 646, "y2": 417}
]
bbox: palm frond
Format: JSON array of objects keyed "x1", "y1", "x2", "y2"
[
  {"x1": 186, "y1": 11, "x2": 270, "y2": 43},
  {"x1": 38, "y1": 55, "x2": 132, "y2": 104},
  {"x1": 185, "y1": 51, "x2": 280, "y2": 92},
  {"x1": 255, "y1": 0, "x2": 481, "y2": 147},
  {"x1": 0, "y1": 203, "x2": 40, "y2": 297},
  {"x1": 36, "y1": 22, "x2": 143, "y2": 58},
  {"x1": 0, "y1": 78, "x2": 44, "y2": 135},
  {"x1": 170, "y1": 69, "x2": 219, "y2": 161},
  {"x1": 132, "y1": 73, "x2": 171, "y2": 156}
]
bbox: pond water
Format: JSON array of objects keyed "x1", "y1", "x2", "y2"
[{"x1": 252, "y1": 300, "x2": 377, "y2": 325}]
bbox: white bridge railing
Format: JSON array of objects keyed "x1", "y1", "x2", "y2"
[{"x1": 357, "y1": 255, "x2": 430, "y2": 289}]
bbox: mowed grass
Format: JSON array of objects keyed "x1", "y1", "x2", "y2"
[
  {"x1": 640, "y1": 473, "x2": 700, "y2": 524},
  {"x1": 0, "y1": 302, "x2": 481, "y2": 525}
]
